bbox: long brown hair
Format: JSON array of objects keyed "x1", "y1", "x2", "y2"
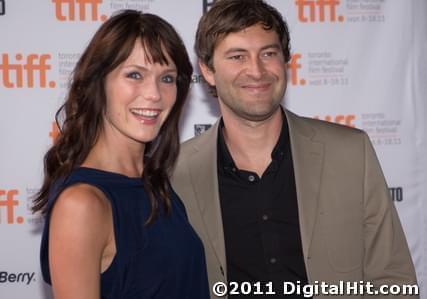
[{"x1": 33, "y1": 10, "x2": 193, "y2": 224}]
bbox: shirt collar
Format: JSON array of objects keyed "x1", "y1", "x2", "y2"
[{"x1": 217, "y1": 107, "x2": 290, "y2": 170}]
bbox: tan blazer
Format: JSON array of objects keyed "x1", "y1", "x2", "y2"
[{"x1": 171, "y1": 109, "x2": 418, "y2": 298}]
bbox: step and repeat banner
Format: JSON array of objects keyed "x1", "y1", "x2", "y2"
[{"x1": 1, "y1": 0, "x2": 426, "y2": 298}]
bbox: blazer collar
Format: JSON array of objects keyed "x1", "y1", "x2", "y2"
[
  {"x1": 187, "y1": 120, "x2": 228, "y2": 276},
  {"x1": 285, "y1": 109, "x2": 324, "y2": 259}
]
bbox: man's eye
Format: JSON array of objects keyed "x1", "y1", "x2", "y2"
[
  {"x1": 161, "y1": 75, "x2": 176, "y2": 83},
  {"x1": 262, "y1": 51, "x2": 277, "y2": 57},
  {"x1": 229, "y1": 55, "x2": 244, "y2": 60},
  {"x1": 127, "y1": 72, "x2": 142, "y2": 79}
]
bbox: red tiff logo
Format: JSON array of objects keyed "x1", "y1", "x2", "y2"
[
  {"x1": 288, "y1": 53, "x2": 306, "y2": 86},
  {"x1": 296, "y1": 0, "x2": 344, "y2": 23},
  {"x1": 314, "y1": 114, "x2": 356, "y2": 127},
  {"x1": 52, "y1": 0, "x2": 107, "y2": 21},
  {"x1": 0, "y1": 54, "x2": 56, "y2": 88},
  {"x1": 0, "y1": 189, "x2": 24, "y2": 224}
]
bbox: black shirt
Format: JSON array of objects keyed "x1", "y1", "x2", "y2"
[{"x1": 217, "y1": 114, "x2": 309, "y2": 298}]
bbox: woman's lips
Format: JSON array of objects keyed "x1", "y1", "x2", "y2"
[{"x1": 130, "y1": 108, "x2": 162, "y2": 125}]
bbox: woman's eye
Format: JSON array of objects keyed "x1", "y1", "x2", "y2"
[
  {"x1": 161, "y1": 75, "x2": 176, "y2": 83},
  {"x1": 127, "y1": 72, "x2": 142, "y2": 79}
]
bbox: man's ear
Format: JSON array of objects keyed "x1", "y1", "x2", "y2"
[{"x1": 198, "y1": 60, "x2": 215, "y2": 86}]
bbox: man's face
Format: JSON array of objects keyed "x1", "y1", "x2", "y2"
[{"x1": 200, "y1": 23, "x2": 287, "y2": 123}]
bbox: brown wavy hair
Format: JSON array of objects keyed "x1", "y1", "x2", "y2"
[
  {"x1": 33, "y1": 10, "x2": 193, "y2": 224},
  {"x1": 195, "y1": 0, "x2": 291, "y2": 96}
]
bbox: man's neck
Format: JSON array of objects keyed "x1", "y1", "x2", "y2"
[{"x1": 222, "y1": 108, "x2": 283, "y2": 177}]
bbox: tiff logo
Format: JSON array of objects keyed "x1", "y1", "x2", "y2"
[
  {"x1": 0, "y1": 54, "x2": 56, "y2": 88},
  {"x1": 288, "y1": 53, "x2": 306, "y2": 86},
  {"x1": 314, "y1": 114, "x2": 356, "y2": 127},
  {"x1": 0, "y1": 189, "x2": 24, "y2": 224},
  {"x1": 203, "y1": 0, "x2": 215, "y2": 14},
  {"x1": 296, "y1": 0, "x2": 344, "y2": 23},
  {"x1": 52, "y1": 0, "x2": 107, "y2": 21},
  {"x1": 0, "y1": 0, "x2": 5, "y2": 16}
]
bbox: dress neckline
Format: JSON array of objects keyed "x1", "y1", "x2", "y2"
[{"x1": 75, "y1": 166, "x2": 144, "y2": 185}]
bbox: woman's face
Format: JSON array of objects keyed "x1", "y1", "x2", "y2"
[{"x1": 103, "y1": 40, "x2": 178, "y2": 147}]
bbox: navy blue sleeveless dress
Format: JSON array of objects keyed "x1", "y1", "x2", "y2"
[{"x1": 40, "y1": 167, "x2": 210, "y2": 299}]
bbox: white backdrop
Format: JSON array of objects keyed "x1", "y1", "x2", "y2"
[{"x1": 0, "y1": 0, "x2": 426, "y2": 298}]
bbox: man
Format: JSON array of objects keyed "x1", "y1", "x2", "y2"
[{"x1": 171, "y1": 0, "x2": 418, "y2": 298}]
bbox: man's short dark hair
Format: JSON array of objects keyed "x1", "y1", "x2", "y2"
[{"x1": 195, "y1": 0, "x2": 291, "y2": 69}]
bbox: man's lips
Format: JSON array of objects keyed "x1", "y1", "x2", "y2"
[{"x1": 241, "y1": 82, "x2": 272, "y2": 92}]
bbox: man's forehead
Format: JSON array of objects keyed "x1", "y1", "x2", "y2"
[{"x1": 214, "y1": 25, "x2": 281, "y2": 52}]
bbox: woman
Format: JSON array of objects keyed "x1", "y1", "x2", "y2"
[{"x1": 33, "y1": 10, "x2": 209, "y2": 299}]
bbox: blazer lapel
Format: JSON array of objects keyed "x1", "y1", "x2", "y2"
[
  {"x1": 286, "y1": 110, "x2": 324, "y2": 260},
  {"x1": 187, "y1": 121, "x2": 227, "y2": 275}
]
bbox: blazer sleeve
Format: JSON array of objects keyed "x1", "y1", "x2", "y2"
[{"x1": 362, "y1": 133, "x2": 419, "y2": 298}]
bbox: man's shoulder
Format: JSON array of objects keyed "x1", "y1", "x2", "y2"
[
  {"x1": 287, "y1": 110, "x2": 367, "y2": 142},
  {"x1": 179, "y1": 120, "x2": 219, "y2": 157},
  {"x1": 172, "y1": 120, "x2": 219, "y2": 182},
  {"x1": 180, "y1": 134, "x2": 202, "y2": 154}
]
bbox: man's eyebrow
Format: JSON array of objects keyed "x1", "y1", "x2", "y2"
[
  {"x1": 260, "y1": 44, "x2": 282, "y2": 51},
  {"x1": 224, "y1": 48, "x2": 248, "y2": 55},
  {"x1": 224, "y1": 44, "x2": 282, "y2": 55}
]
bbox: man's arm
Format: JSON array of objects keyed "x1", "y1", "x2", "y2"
[{"x1": 363, "y1": 133, "x2": 418, "y2": 298}]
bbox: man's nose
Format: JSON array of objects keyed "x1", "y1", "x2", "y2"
[{"x1": 245, "y1": 56, "x2": 266, "y2": 79}]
